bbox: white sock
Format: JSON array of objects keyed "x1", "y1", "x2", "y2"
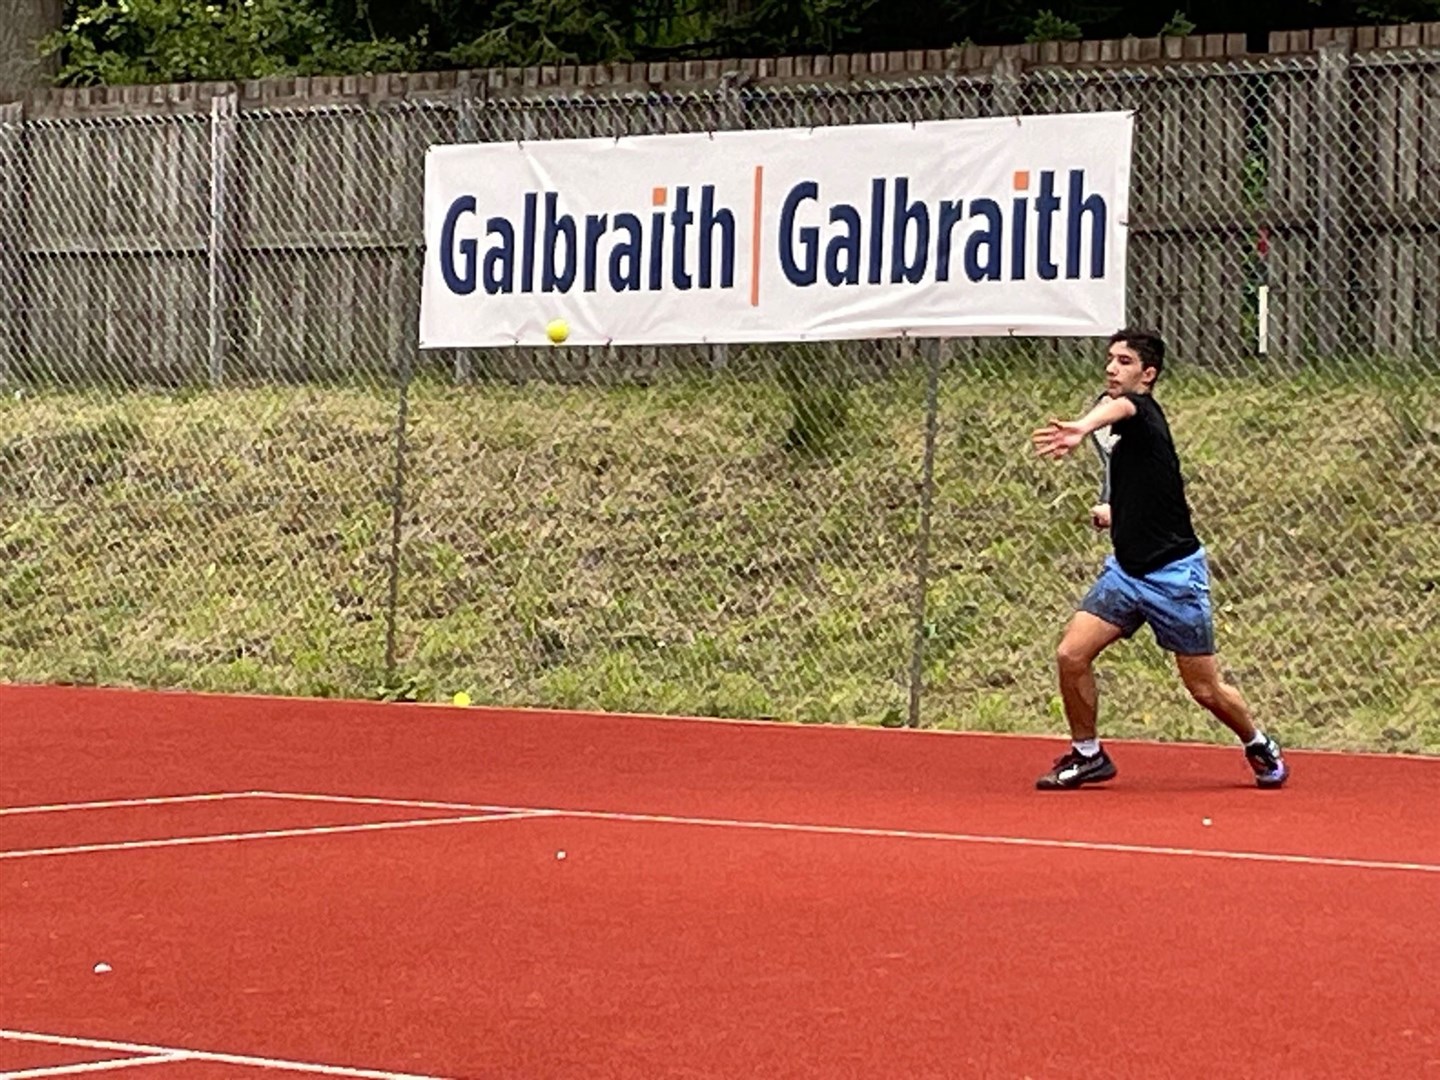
[
  {"x1": 1244, "y1": 730, "x2": 1268, "y2": 747},
  {"x1": 1072, "y1": 738, "x2": 1102, "y2": 758}
]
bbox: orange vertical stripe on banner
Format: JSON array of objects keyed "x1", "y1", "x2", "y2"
[{"x1": 750, "y1": 165, "x2": 764, "y2": 307}]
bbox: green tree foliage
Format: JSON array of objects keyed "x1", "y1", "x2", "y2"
[
  {"x1": 1160, "y1": 9, "x2": 1198, "y2": 35},
  {"x1": 42, "y1": 0, "x2": 1440, "y2": 86},
  {"x1": 41, "y1": 0, "x2": 419, "y2": 84},
  {"x1": 1025, "y1": 8, "x2": 1084, "y2": 40}
]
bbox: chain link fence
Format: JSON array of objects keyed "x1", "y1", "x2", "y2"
[{"x1": 0, "y1": 47, "x2": 1436, "y2": 751}]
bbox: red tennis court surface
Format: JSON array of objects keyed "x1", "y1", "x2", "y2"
[{"x1": 2, "y1": 684, "x2": 1438, "y2": 1080}]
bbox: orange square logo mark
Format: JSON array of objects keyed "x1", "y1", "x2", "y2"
[
  {"x1": 652, "y1": 186, "x2": 667, "y2": 206},
  {"x1": 1013, "y1": 170, "x2": 1030, "y2": 191}
]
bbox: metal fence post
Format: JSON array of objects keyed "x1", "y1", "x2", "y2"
[
  {"x1": 207, "y1": 89, "x2": 238, "y2": 387},
  {"x1": 383, "y1": 347, "x2": 413, "y2": 681},
  {"x1": 906, "y1": 338, "x2": 942, "y2": 728},
  {"x1": 990, "y1": 55, "x2": 1024, "y2": 117},
  {"x1": 1315, "y1": 38, "x2": 1352, "y2": 357},
  {"x1": 0, "y1": 100, "x2": 26, "y2": 387},
  {"x1": 451, "y1": 73, "x2": 482, "y2": 385}
]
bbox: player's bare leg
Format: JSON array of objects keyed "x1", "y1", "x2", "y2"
[
  {"x1": 1036, "y1": 611, "x2": 1126, "y2": 790},
  {"x1": 1173, "y1": 653, "x2": 1255, "y2": 740},
  {"x1": 1175, "y1": 653, "x2": 1289, "y2": 787},
  {"x1": 1056, "y1": 611, "x2": 1126, "y2": 741}
]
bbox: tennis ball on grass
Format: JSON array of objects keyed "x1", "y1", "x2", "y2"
[{"x1": 452, "y1": 691, "x2": 472, "y2": 707}]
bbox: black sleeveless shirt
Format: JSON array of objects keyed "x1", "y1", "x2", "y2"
[{"x1": 1108, "y1": 393, "x2": 1201, "y2": 576}]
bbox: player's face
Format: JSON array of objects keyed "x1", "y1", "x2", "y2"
[{"x1": 1104, "y1": 342, "x2": 1154, "y2": 396}]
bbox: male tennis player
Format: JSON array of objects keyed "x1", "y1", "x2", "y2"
[{"x1": 1030, "y1": 329, "x2": 1288, "y2": 790}]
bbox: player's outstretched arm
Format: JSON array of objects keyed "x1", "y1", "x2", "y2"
[{"x1": 1031, "y1": 396, "x2": 1136, "y2": 460}]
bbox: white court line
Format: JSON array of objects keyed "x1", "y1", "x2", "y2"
[
  {"x1": 0, "y1": 1030, "x2": 453, "y2": 1080},
  {"x1": 0, "y1": 794, "x2": 252, "y2": 818},
  {"x1": 252, "y1": 792, "x2": 520, "y2": 813},
  {"x1": 250, "y1": 790, "x2": 1440, "y2": 876},
  {"x1": 0, "y1": 810, "x2": 550, "y2": 862},
  {"x1": 5, "y1": 788, "x2": 1435, "y2": 876},
  {"x1": 0, "y1": 1053, "x2": 183, "y2": 1078},
  {"x1": 556, "y1": 808, "x2": 1440, "y2": 875}
]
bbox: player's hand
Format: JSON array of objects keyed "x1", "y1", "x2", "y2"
[
  {"x1": 1090, "y1": 503, "x2": 1111, "y2": 531},
  {"x1": 1031, "y1": 419, "x2": 1086, "y2": 460}
]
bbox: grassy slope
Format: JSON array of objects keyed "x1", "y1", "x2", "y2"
[{"x1": 0, "y1": 364, "x2": 1435, "y2": 752}]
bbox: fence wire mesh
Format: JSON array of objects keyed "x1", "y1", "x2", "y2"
[{"x1": 0, "y1": 48, "x2": 1436, "y2": 750}]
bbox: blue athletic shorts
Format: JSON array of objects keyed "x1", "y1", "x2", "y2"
[{"x1": 1079, "y1": 547, "x2": 1216, "y2": 656}]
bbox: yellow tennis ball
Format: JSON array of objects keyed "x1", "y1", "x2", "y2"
[
  {"x1": 545, "y1": 318, "x2": 569, "y2": 344},
  {"x1": 451, "y1": 691, "x2": 471, "y2": 707}
]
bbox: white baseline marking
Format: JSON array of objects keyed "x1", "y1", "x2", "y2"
[
  {"x1": 4, "y1": 789, "x2": 1433, "y2": 875},
  {"x1": 0, "y1": 1030, "x2": 454, "y2": 1080},
  {"x1": 559, "y1": 808, "x2": 1440, "y2": 875},
  {"x1": 0, "y1": 793, "x2": 252, "y2": 818},
  {"x1": 251, "y1": 790, "x2": 1440, "y2": 876},
  {"x1": 0, "y1": 1053, "x2": 183, "y2": 1078},
  {"x1": 252, "y1": 792, "x2": 519, "y2": 813},
  {"x1": 0, "y1": 811, "x2": 549, "y2": 862}
]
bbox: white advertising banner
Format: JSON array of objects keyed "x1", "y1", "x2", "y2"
[{"x1": 419, "y1": 111, "x2": 1134, "y2": 348}]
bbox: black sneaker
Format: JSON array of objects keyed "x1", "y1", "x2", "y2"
[
  {"x1": 1245, "y1": 734, "x2": 1289, "y2": 788},
  {"x1": 1035, "y1": 748, "x2": 1117, "y2": 790}
]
